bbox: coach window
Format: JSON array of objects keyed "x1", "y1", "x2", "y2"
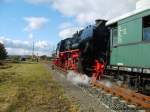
[
  {"x1": 143, "y1": 15, "x2": 150, "y2": 41},
  {"x1": 112, "y1": 28, "x2": 118, "y2": 46}
]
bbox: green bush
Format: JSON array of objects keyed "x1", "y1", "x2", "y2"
[{"x1": 12, "y1": 56, "x2": 20, "y2": 63}]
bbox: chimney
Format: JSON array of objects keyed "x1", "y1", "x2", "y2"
[{"x1": 95, "y1": 19, "x2": 106, "y2": 27}]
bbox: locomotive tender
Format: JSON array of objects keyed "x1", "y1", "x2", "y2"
[{"x1": 53, "y1": 5, "x2": 150, "y2": 93}]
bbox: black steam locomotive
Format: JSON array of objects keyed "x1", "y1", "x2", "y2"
[{"x1": 54, "y1": 20, "x2": 110, "y2": 78}]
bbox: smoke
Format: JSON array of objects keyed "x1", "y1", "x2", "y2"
[
  {"x1": 67, "y1": 71, "x2": 90, "y2": 86},
  {"x1": 100, "y1": 80, "x2": 113, "y2": 88}
]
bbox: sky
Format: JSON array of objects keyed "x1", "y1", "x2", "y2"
[{"x1": 0, "y1": 0, "x2": 139, "y2": 56}]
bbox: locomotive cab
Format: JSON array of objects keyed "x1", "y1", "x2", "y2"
[{"x1": 78, "y1": 20, "x2": 110, "y2": 77}]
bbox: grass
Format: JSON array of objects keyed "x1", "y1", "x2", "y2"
[
  {"x1": 0, "y1": 63, "x2": 79, "y2": 112},
  {"x1": 0, "y1": 61, "x2": 12, "y2": 69}
]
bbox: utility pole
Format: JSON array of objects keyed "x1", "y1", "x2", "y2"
[
  {"x1": 36, "y1": 52, "x2": 39, "y2": 62},
  {"x1": 32, "y1": 41, "x2": 35, "y2": 61}
]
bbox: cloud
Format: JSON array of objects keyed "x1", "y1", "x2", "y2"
[
  {"x1": 25, "y1": 0, "x2": 139, "y2": 25},
  {"x1": 24, "y1": 17, "x2": 48, "y2": 32},
  {"x1": 0, "y1": 36, "x2": 31, "y2": 49},
  {"x1": 52, "y1": 0, "x2": 138, "y2": 24},
  {"x1": 58, "y1": 22, "x2": 83, "y2": 39},
  {"x1": 6, "y1": 48, "x2": 32, "y2": 56},
  {"x1": 59, "y1": 27, "x2": 82, "y2": 39},
  {"x1": 6, "y1": 48, "x2": 50, "y2": 56},
  {"x1": 0, "y1": 40, "x2": 4, "y2": 44},
  {"x1": 0, "y1": 36, "x2": 52, "y2": 56},
  {"x1": 35, "y1": 41, "x2": 49, "y2": 49}
]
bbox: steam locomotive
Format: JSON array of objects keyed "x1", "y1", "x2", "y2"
[
  {"x1": 53, "y1": 8, "x2": 150, "y2": 94},
  {"x1": 54, "y1": 20, "x2": 110, "y2": 79}
]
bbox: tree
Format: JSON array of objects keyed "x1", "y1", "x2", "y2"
[{"x1": 0, "y1": 43, "x2": 7, "y2": 60}]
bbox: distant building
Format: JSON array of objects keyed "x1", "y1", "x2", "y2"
[{"x1": 20, "y1": 55, "x2": 27, "y2": 61}]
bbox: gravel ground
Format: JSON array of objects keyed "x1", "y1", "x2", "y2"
[{"x1": 44, "y1": 63, "x2": 111, "y2": 112}]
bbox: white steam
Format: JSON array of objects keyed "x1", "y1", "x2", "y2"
[
  {"x1": 67, "y1": 71, "x2": 90, "y2": 86},
  {"x1": 100, "y1": 80, "x2": 113, "y2": 88}
]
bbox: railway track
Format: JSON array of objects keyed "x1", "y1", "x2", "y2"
[
  {"x1": 52, "y1": 64, "x2": 150, "y2": 112},
  {"x1": 92, "y1": 81, "x2": 150, "y2": 110}
]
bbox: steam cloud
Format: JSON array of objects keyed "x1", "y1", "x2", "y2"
[{"x1": 67, "y1": 71, "x2": 90, "y2": 86}]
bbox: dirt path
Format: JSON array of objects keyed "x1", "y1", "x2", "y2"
[{"x1": 44, "y1": 63, "x2": 111, "y2": 112}]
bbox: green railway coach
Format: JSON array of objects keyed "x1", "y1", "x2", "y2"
[{"x1": 106, "y1": 8, "x2": 150, "y2": 71}]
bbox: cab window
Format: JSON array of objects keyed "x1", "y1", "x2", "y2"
[{"x1": 143, "y1": 15, "x2": 150, "y2": 41}]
